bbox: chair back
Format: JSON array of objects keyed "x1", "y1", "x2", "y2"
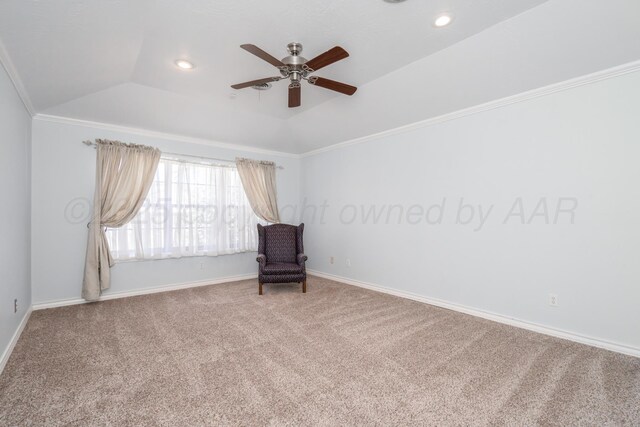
[{"x1": 258, "y1": 223, "x2": 304, "y2": 263}]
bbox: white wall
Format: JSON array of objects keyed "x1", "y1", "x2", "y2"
[
  {"x1": 31, "y1": 118, "x2": 301, "y2": 305},
  {"x1": 0, "y1": 62, "x2": 32, "y2": 360},
  {"x1": 301, "y1": 70, "x2": 640, "y2": 351}
]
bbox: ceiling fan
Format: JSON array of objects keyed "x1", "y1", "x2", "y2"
[{"x1": 231, "y1": 42, "x2": 357, "y2": 108}]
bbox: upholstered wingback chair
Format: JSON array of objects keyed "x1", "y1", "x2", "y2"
[{"x1": 256, "y1": 223, "x2": 307, "y2": 295}]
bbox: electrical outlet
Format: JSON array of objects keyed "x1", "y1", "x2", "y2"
[
  {"x1": 549, "y1": 294, "x2": 558, "y2": 307},
  {"x1": 14, "y1": 299, "x2": 18, "y2": 313},
  {"x1": 330, "y1": 256, "x2": 334, "y2": 264},
  {"x1": 346, "y1": 258, "x2": 351, "y2": 267}
]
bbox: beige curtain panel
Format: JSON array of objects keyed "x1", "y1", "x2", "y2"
[
  {"x1": 235, "y1": 157, "x2": 280, "y2": 223},
  {"x1": 82, "y1": 139, "x2": 161, "y2": 301}
]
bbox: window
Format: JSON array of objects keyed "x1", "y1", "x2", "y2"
[{"x1": 106, "y1": 158, "x2": 261, "y2": 261}]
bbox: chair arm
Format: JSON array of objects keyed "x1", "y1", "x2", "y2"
[
  {"x1": 297, "y1": 253, "x2": 308, "y2": 266},
  {"x1": 256, "y1": 254, "x2": 267, "y2": 267}
]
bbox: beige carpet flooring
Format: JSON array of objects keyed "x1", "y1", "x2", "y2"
[{"x1": 1, "y1": 276, "x2": 639, "y2": 426}]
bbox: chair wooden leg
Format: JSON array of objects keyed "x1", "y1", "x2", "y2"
[
  {"x1": 259, "y1": 281, "x2": 263, "y2": 295},
  {"x1": 302, "y1": 279, "x2": 307, "y2": 293}
]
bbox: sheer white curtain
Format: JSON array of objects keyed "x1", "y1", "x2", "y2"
[{"x1": 106, "y1": 158, "x2": 261, "y2": 261}]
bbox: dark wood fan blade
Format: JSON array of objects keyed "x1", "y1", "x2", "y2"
[
  {"x1": 231, "y1": 77, "x2": 281, "y2": 90},
  {"x1": 240, "y1": 44, "x2": 286, "y2": 68},
  {"x1": 304, "y1": 46, "x2": 349, "y2": 72},
  {"x1": 288, "y1": 84, "x2": 301, "y2": 108},
  {"x1": 308, "y1": 77, "x2": 357, "y2": 95}
]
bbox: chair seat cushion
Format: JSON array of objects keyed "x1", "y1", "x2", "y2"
[
  {"x1": 264, "y1": 225, "x2": 298, "y2": 263},
  {"x1": 263, "y1": 262, "x2": 302, "y2": 275}
]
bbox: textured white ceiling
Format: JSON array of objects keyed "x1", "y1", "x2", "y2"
[{"x1": 1, "y1": 0, "x2": 639, "y2": 153}]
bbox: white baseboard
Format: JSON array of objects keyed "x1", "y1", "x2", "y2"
[
  {"x1": 0, "y1": 308, "x2": 32, "y2": 376},
  {"x1": 308, "y1": 270, "x2": 640, "y2": 359},
  {"x1": 32, "y1": 274, "x2": 257, "y2": 310},
  {"x1": 26, "y1": 270, "x2": 640, "y2": 358}
]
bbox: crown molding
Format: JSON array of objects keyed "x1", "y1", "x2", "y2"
[
  {"x1": 301, "y1": 59, "x2": 640, "y2": 158},
  {"x1": 0, "y1": 39, "x2": 35, "y2": 116},
  {"x1": 25, "y1": 59, "x2": 640, "y2": 158},
  {"x1": 33, "y1": 114, "x2": 300, "y2": 158}
]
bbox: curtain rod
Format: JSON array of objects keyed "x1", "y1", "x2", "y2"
[{"x1": 81, "y1": 140, "x2": 284, "y2": 169}]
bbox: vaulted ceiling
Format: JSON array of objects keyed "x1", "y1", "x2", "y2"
[{"x1": 1, "y1": 0, "x2": 639, "y2": 153}]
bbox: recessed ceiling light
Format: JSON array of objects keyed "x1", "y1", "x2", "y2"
[
  {"x1": 383, "y1": 0, "x2": 407, "y2": 3},
  {"x1": 434, "y1": 14, "x2": 452, "y2": 27},
  {"x1": 175, "y1": 59, "x2": 194, "y2": 70}
]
